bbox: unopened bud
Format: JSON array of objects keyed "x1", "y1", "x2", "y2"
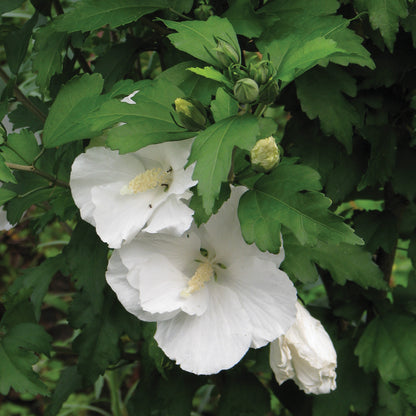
[
  {"x1": 259, "y1": 80, "x2": 279, "y2": 104},
  {"x1": 249, "y1": 60, "x2": 271, "y2": 85},
  {"x1": 194, "y1": 3, "x2": 214, "y2": 20},
  {"x1": 250, "y1": 136, "x2": 280, "y2": 172},
  {"x1": 233, "y1": 78, "x2": 259, "y2": 104},
  {"x1": 215, "y1": 39, "x2": 240, "y2": 68},
  {"x1": 174, "y1": 97, "x2": 207, "y2": 131}
]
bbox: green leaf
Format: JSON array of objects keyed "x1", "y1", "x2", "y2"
[
  {"x1": 358, "y1": 125, "x2": 397, "y2": 190},
  {"x1": 257, "y1": 9, "x2": 374, "y2": 84},
  {"x1": 356, "y1": 0, "x2": 408, "y2": 52},
  {"x1": 4, "y1": 12, "x2": 38, "y2": 74},
  {"x1": 69, "y1": 288, "x2": 140, "y2": 384},
  {"x1": 157, "y1": 60, "x2": 220, "y2": 105},
  {"x1": 127, "y1": 368, "x2": 202, "y2": 416},
  {"x1": 43, "y1": 73, "x2": 104, "y2": 148},
  {"x1": 8, "y1": 97, "x2": 48, "y2": 132},
  {"x1": 163, "y1": 16, "x2": 240, "y2": 67},
  {"x1": 53, "y1": 0, "x2": 169, "y2": 33},
  {"x1": 64, "y1": 221, "x2": 108, "y2": 313},
  {"x1": 32, "y1": 24, "x2": 68, "y2": 92},
  {"x1": 0, "y1": 154, "x2": 16, "y2": 183},
  {"x1": 282, "y1": 232, "x2": 386, "y2": 288},
  {"x1": 189, "y1": 115, "x2": 259, "y2": 215},
  {"x1": 0, "y1": 323, "x2": 51, "y2": 396},
  {"x1": 354, "y1": 211, "x2": 398, "y2": 254},
  {"x1": 238, "y1": 163, "x2": 362, "y2": 252},
  {"x1": 355, "y1": 312, "x2": 416, "y2": 382},
  {"x1": 0, "y1": 0, "x2": 25, "y2": 14},
  {"x1": 313, "y1": 339, "x2": 375, "y2": 416},
  {"x1": 94, "y1": 39, "x2": 138, "y2": 92},
  {"x1": 44, "y1": 366, "x2": 84, "y2": 416},
  {"x1": 2, "y1": 130, "x2": 40, "y2": 165},
  {"x1": 211, "y1": 87, "x2": 239, "y2": 122},
  {"x1": 392, "y1": 148, "x2": 416, "y2": 200},
  {"x1": 0, "y1": 187, "x2": 16, "y2": 204},
  {"x1": 218, "y1": 372, "x2": 270, "y2": 416},
  {"x1": 222, "y1": 0, "x2": 272, "y2": 38},
  {"x1": 296, "y1": 66, "x2": 360, "y2": 153},
  {"x1": 187, "y1": 66, "x2": 233, "y2": 88},
  {"x1": 10, "y1": 256, "x2": 63, "y2": 321}
]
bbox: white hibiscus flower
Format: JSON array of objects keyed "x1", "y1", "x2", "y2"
[
  {"x1": 106, "y1": 187, "x2": 297, "y2": 375},
  {"x1": 270, "y1": 301, "x2": 337, "y2": 394},
  {"x1": 70, "y1": 139, "x2": 197, "y2": 248}
]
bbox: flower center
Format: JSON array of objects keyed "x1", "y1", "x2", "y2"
[
  {"x1": 120, "y1": 168, "x2": 172, "y2": 195},
  {"x1": 181, "y1": 262, "x2": 213, "y2": 298}
]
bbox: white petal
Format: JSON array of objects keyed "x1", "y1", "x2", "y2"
[
  {"x1": 106, "y1": 250, "x2": 177, "y2": 322},
  {"x1": 135, "y1": 254, "x2": 209, "y2": 316},
  {"x1": 0, "y1": 207, "x2": 12, "y2": 231},
  {"x1": 118, "y1": 232, "x2": 201, "y2": 273},
  {"x1": 121, "y1": 90, "x2": 139, "y2": 104},
  {"x1": 143, "y1": 196, "x2": 194, "y2": 236},
  {"x1": 269, "y1": 337, "x2": 295, "y2": 383},
  {"x1": 220, "y1": 256, "x2": 297, "y2": 348},
  {"x1": 70, "y1": 147, "x2": 145, "y2": 226},
  {"x1": 155, "y1": 282, "x2": 252, "y2": 375},
  {"x1": 91, "y1": 182, "x2": 168, "y2": 248}
]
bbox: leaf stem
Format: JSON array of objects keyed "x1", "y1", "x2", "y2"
[
  {"x1": 5, "y1": 162, "x2": 70, "y2": 189},
  {"x1": 254, "y1": 103, "x2": 267, "y2": 118},
  {"x1": 0, "y1": 67, "x2": 47, "y2": 123},
  {"x1": 168, "y1": 7, "x2": 192, "y2": 20}
]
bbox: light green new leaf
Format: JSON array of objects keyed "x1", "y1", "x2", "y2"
[
  {"x1": 187, "y1": 67, "x2": 233, "y2": 88},
  {"x1": 238, "y1": 164, "x2": 362, "y2": 251},
  {"x1": 356, "y1": 0, "x2": 408, "y2": 52},
  {"x1": 282, "y1": 232, "x2": 386, "y2": 288},
  {"x1": 43, "y1": 74, "x2": 104, "y2": 148},
  {"x1": 189, "y1": 115, "x2": 259, "y2": 215},
  {"x1": 211, "y1": 88, "x2": 239, "y2": 122},
  {"x1": 355, "y1": 313, "x2": 416, "y2": 382},
  {"x1": 296, "y1": 66, "x2": 360, "y2": 153},
  {"x1": 32, "y1": 24, "x2": 68, "y2": 92},
  {"x1": 53, "y1": 0, "x2": 169, "y2": 33},
  {"x1": 163, "y1": 16, "x2": 240, "y2": 67},
  {"x1": 0, "y1": 323, "x2": 51, "y2": 396},
  {"x1": 157, "y1": 61, "x2": 220, "y2": 105}
]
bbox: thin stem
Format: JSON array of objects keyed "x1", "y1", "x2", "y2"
[
  {"x1": 254, "y1": 103, "x2": 267, "y2": 118},
  {"x1": 0, "y1": 68, "x2": 47, "y2": 123},
  {"x1": 5, "y1": 162, "x2": 70, "y2": 189}
]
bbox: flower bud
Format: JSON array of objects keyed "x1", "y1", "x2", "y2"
[
  {"x1": 174, "y1": 97, "x2": 207, "y2": 131},
  {"x1": 270, "y1": 302, "x2": 337, "y2": 395},
  {"x1": 259, "y1": 80, "x2": 279, "y2": 104},
  {"x1": 250, "y1": 136, "x2": 280, "y2": 172},
  {"x1": 194, "y1": 2, "x2": 214, "y2": 20},
  {"x1": 249, "y1": 60, "x2": 271, "y2": 85},
  {"x1": 214, "y1": 39, "x2": 240, "y2": 68},
  {"x1": 233, "y1": 78, "x2": 259, "y2": 104}
]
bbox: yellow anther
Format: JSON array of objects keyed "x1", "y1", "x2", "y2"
[
  {"x1": 181, "y1": 263, "x2": 213, "y2": 298},
  {"x1": 120, "y1": 168, "x2": 171, "y2": 195}
]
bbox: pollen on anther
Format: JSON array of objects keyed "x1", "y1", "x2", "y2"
[
  {"x1": 181, "y1": 263, "x2": 213, "y2": 298},
  {"x1": 120, "y1": 168, "x2": 172, "y2": 195}
]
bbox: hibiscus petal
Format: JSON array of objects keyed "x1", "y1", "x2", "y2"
[
  {"x1": 221, "y1": 256, "x2": 297, "y2": 348},
  {"x1": 70, "y1": 147, "x2": 145, "y2": 226},
  {"x1": 106, "y1": 251, "x2": 178, "y2": 322},
  {"x1": 0, "y1": 207, "x2": 12, "y2": 231},
  {"x1": 155, "y1": 282, "x2": 252, "y2": 375},
  {"x1": 143, "y1": 196, "x2": 194, "y2": 236}
]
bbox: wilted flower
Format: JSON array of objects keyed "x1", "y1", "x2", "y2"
[
  {"x1": 106, "y1": 187, "x2": 297, "y2": 375},
  {"x1": 270, "y1": 301, "x2": 337, "y2": 394},
  {"x1": 251, "y1": 136, "x2": 280, "y2": 172},
  {"x1": 70, "y1": 139, "x2": 197, "y2": 248},
  {"x1": 233, "y1": 78, "x2": 259, "y2": 104}
]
